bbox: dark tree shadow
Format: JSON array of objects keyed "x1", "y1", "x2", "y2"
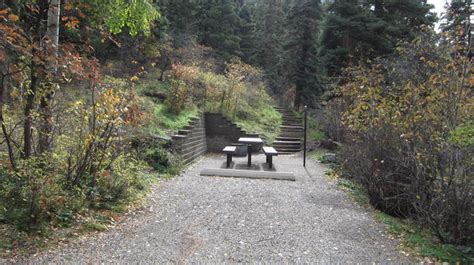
[{"x1": 234, "y1": 163, "x2": 262, "y2": 171}]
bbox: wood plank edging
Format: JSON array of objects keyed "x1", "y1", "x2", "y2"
[{"x1": 200, "y1": 168, "x2": 296, "y2": 181}]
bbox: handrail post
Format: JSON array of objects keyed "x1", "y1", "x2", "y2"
[{"x1": 303, "y1": 105, "x2": 307, "y2": 167}]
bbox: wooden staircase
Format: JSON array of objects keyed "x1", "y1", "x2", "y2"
[{"x1": 274, "y1": 107, "x2": 303, "y2": 154}]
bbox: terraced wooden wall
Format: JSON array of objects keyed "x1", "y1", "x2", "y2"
[
  {"x1": 171, "y1": 113, "x2": 207, "y2": 165},
  {"x1": 171, "y1": 113, "x2": 259, "y2": 164}
]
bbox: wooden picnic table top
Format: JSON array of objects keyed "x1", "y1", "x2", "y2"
[{"x1": 238, "y1": 137, "x2": 263, "y2": 144}]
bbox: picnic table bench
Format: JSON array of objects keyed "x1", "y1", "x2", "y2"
[
  {"x1": 263, "y1": 146, "x2": 278, "y2": 169},
  {"x1": 223, "y1": 146, "x2": 237, "y2": 168}
]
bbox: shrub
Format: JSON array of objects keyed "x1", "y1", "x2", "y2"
[
  {"x1": 143, "y1": 147, "x2": 172, "y2": 172},
  {"x1": 0, "y1": 155, "x2": 70, "y2": 231},
  {"x1": 331, "y1": 29, "x2": 473, "y2": 245},
  {"x1": 162, "y1": 59, "x2": 281, "y2": 141},
  {"x1": 94, "y1": 155, "x2": 148, "y2": 208},
  {"x1": 0, "y1": 82, "x2": 152, "y2": 231}
]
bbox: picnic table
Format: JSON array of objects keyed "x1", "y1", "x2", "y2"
[{"x1": 238, "y1": 137, "x2": 263, "y2": 167}]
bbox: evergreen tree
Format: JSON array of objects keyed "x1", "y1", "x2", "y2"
[
  {"x1": 371, "y1": 0, "x2": 436, "y2": 40},
  {"x1": 160, "y1": 0, "x2": 198, "y2": 34},
  {"x1": 198, "y1": 0, "x2": 242, "y2": 60},
  {"x1": 285, "y1": 0, "x2": 324, "y2": 107},
  {"x1": 237, "y1": 3, "x2": 257, "y2": 63},
  {"x1": 441, "y1": 0, "x2": 472, "y2": 57},
  {"x1": 321, "y1": 0, "x2": 390, "y2": 76},
  {"x1": 253, "y1": 0, "x2": 286, "y2": 93},
  {"x1": 321, "y1": 0, "x2": 435, "y2": 76}
]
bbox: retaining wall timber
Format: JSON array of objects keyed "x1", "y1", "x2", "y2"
[
  {"x1": 171, "y1": 112, "x2": 207, "y2": 165},
  {"x1": 205, "y1": 113, "x2": 258, "y2": 152},
  {"x1": 171, "y1": 112, "x2": 260, "y2": 164}
]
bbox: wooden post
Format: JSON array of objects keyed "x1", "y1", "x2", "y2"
[{"x1": 303, "y1": 105, "x2": 307, "y2": 167}]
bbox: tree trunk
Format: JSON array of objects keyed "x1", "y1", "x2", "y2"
[
  {"x1": 0, "y1": 71, "x2": 16, "y2": 169},
  {"x1": 38, "y1": 0, "x2": 60, "y2": 153},
  {"x1": 23, "y1": 67, "x2": 38, "y2": 158},
  {"x1": 46, "y1": 0, "x2": 60, "y2": 59}
]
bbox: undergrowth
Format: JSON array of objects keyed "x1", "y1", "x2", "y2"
[
  {"x1": 308, "y1": 117, "x2": 327, "y2": 141},
  {"x1": 324, "y1": 169, "x2": 472, "y2": 263},
  {"x1": 146, "y1": 102, "x2": 199, "y2": 136},
  {"x1": 0, "y1": 172, "x2": 152, "y2": 259}
]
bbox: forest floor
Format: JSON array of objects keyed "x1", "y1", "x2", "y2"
[{"x1": 13, "y1": 153, "x2": 415, "y2": 263}]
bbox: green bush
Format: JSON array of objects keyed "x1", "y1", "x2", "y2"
[
  {"x1": 142, "y1": 146, "x2": 182, "y2": 176},
  {"x1": 0, "y1": 155, "x2": 69, "y2": 231},
  {"x1": 94, "y1": 155, "x2": 148, "y2": 208},
  {"x1": 331, "y1": 31, "x2": 473, "y2": 245},
  {"x1": 144, "y1": 147, "x2": 171, "y2": 172}
]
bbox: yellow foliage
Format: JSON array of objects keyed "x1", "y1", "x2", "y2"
[{"x1": 7, "y1": 14, "x2": 18, "y2": 22}]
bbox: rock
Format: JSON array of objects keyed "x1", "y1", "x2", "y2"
[{"x1": 321, "y1": 153, "x2": 337, "y2": 164}]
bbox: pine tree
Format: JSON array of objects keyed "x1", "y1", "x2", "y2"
[
  {"x1": 237, "y1": 3, "x2": 257, "y2": 63},
  {"x1": 161, "y1": 0, "x2": 198, "y2": 34},
  {"x1": 285, "y1": 0, "x2": 324, "y2": 107},
  {"x1": 198, "y1": 0, "x2": 242, "y2": 60},
  {"x1": 321, "y1": 0, "x2": 436, "y2": 76},
  {"x1": 441, "y1": 0, "x2": 472, "y2": 57},
  {"x1": 320, "y1": 0, "x2": 390, "y2": 76},
  {"x1": 371, "y1": 0, "x2": 436, "y2": 40},
  {"x1": 253, "y1": 0, "x2": 286, "y2": 93}
]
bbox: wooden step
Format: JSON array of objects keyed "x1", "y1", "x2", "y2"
[
  {"x1": 273, "y1": 140, "x2": 301, "y2": 145},
  {"x1": 282, "y1": 123, "x2": 302, "y2": 127},
  {"x1": 280, "y1": 133, "x2": 304, "y2": 138},
  {"x1": 274, "y1": 148, "x2": 301, "y2": 153},
  {"x1": 276, "y1": 137, "x2": 302, "y2": 141},
  {"x1": 281, "y1": 125, "x2": 303, "y2": 129}
]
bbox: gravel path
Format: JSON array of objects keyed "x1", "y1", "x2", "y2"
[{"x1": 14, "y1": 153, "x2": 414, "y2": 264}]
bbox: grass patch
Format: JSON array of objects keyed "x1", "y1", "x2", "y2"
[
  {"x1": 325, "y1": 170, "x2": 370, "y2": 206},
  {"x1": 146, "y1": 102, "x2": 199, "y2": 136},
  {"x1": 310, "y1": 150, "x2": 325, "y2": 161},
  {"x1": 80, "y1": 213, "x2": 117, "y2": 233},
  {"x1": 308, "y1": 116, "x2": 327, "y2": 141},
  {"x1": 135, "y1": 70, "x2": 169, "y2": 95},
  {"x1": 235, "y1": 104, "x2": 282, "y2": 144},
  {"x1": 324, "y1": 169, "x2": 471, "y2": 263},
  {"x1": 82, "y1": 221, "x2": 108, "y2": 232},
  {"x1": 375, "y1": 213, "x2": 471, "y2": 263}
]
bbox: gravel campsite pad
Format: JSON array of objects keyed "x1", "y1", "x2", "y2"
[{"x1": 15, "y1": 154, "x2": 414, "y2": 263}]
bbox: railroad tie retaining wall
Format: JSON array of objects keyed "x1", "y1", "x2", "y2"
[
  {"x1": 171, "y1": 112, "x2": 207, "y2": 165},
  {"x1": 204, "y1": 113, "x2": 257, "y2": 153},
  {"x1": 171, "y1": 112, "x2": 260, "y2": 164}
]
